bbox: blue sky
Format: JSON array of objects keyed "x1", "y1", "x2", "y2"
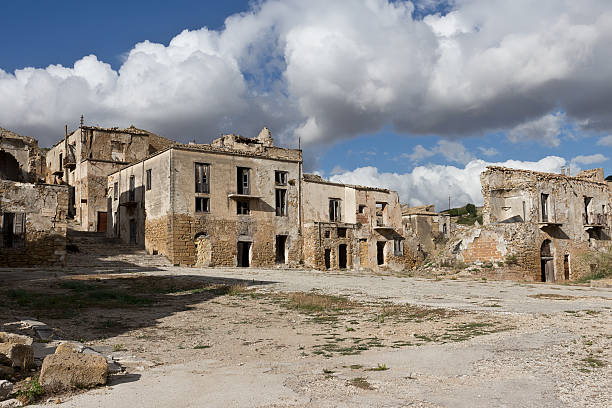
[{"x1": 1, "y1": 0, "x2": 611, "y2": 208}]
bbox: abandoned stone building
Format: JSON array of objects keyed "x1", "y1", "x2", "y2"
[
  {"x1": 45, "y1": 124, "x2": 173, "y2": 232},
  {"x1": 106, "y1": 128, "x2": 413, "y2": 270},
  {"x1": 302, "y1": 174, "x2": 412, "y2": 271},
  {"x1": 0, "y1": 128, "x2": 68, "y2": 266},
  {"x1": 401, "y1": 204, "x2": 451, "y2": 259},
  {"x1": 453, "y1": 166, "x2": 611, "y2": 282},
  {"x1": 107, "y1": 128, "x2": 303, "y2": 267}
]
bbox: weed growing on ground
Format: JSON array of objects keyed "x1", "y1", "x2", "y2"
[
  {"x1": 113, "y1": 344, "x2": 127, "y2": 352},
  {"x1": 366, "y1": 363, "x2": 389, "y2": 371},
  {"x1": 17, "y1": 377, "x2": 45, "y2": 405},
  {"x1": 347, "y1": 377, "x2": 374, "y2": 390}
]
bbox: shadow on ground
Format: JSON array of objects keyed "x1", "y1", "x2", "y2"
[{"x1": 0, "y1": 269, "x2": 276, "y2": 342}]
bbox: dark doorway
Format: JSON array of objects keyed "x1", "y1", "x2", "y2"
[
  {"x1": 377, "y1": 241, "x2": 385, "y2": 265},
  {"x1": 0, "y1": 151, "x2": 21, "y2": 181},
  {"x1": 324, "y1": 249, "x2": 331, "y2": 269},
  {"x1": 97, "y1": 212, "x2": 107, "y2": 232},
  {"x1": 540, "y1": 239, "x2": 554, "y2": 282},
  {"x1": 237, "y1": 241, "x2": 251, "y2": 267},
  {"x1": 68, "y1": 186, "x2": 76, "y2": 218},
  {"x1": 129, "y1": 219, "x2": 137, "y2": 244},
  {"x1": 275, "y1": 235, "x2": 287, "y2": 264},
  {"x1": 338, "y1": 244, "x2": 347, "y2": 269},
  {"x1": 2, "y1": 213, "x2": 14, "y2": 248},
  {"x1": 564, "y1": 254, "x2": 570, "y2": 280}
]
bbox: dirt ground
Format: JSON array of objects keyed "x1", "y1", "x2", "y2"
[{"x1": 1, "y1": 265, "x2": 610, "y2": 408}]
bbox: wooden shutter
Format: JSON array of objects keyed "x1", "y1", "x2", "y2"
[{"x1": 13, "y1": 213, "x2": 26, "y2": 248}]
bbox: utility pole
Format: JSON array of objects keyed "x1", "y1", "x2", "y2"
[{"x1": 448, "y1": 195, "x2": 451, "y2": 211}]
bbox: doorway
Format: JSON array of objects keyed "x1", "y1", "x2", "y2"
[
  {"x1": 2, "y1": 213, "x2": 14, "y2": 248},
  {"x1": 129, "y1": 219, "x2": 137, "y2": 244},
  {"x1": 338, "y1": 244, "x2": 347, "y2": 269},
  {"x1": 275, "y1": 235, "x2": 287, "y2": 264},
  {"x1": 540, "y1": 239, "x2": 554, "y2": 282},
  {"x1": 324, "y1": 249, "x2": 331, "y2": 269},
  {"x1": 377, "y1": 241, "x2": 385, "y2": 266},
  {"x1": 564, "y1": 254, "x2": 570, "y2": 280},
  {"x1": 237, "y1": 241, "x2": 251, "y2": 267},
  {"x1": 97, "y1": 212, "x2": 107, "y2": 232}
]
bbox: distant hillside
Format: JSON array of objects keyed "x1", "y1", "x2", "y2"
[{"x1": 440, "y1": 203, "x2": 483, "y2": 225}]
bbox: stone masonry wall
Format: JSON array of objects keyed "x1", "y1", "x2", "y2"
[{"x1": 0, "y1": 181, "x2": 68, "y2": 267}]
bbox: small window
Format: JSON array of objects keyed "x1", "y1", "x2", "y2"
[
  {"x1": 329, "y1": 199, "x2": 341, "y2": 222},
  {"x1": 237, "y1": 167, "x2": 250, "y2": 195},
  {"x1": 129, "y1": 175, "x2": 135, "y2": 202},
  {"x1": 275, "y1": 171, "x2": 288, "y2": 186},
  {"x1": 146, "y1": 169, "x2": 152, "y2": 191},
  {"x1": 195, "y1": 163, "x2": 210, "y2": 194},
  {"x1": 324, "y1": 230, "x2": 330, "y2": 238},
  {"x1": 237, "y1": 200, "x2": 250, "y2": 215},
  {"x1": 358, "y1": 205, "x2": 366, "y2": 214},
  {"x1": 337, "y1": 228, "x2": 347, "y2": 238},
  {"x1": 113, "y1": 182, "x2": 118, "y2": 201},
  {"x1": 541, "y1": 193, "x2": 549, "y2": 222},
  {"x1": 1, "y1": 212, "x2": 25, "y2": 249},
  {"x1": 195, "y1": 197, "x2": 210, "y2": 213},
  {"x1": 275, "y1": 189, "x2": 287, "y2": 216},
  {"x1": 394, "y1": 239, "x2": 404, "y2": 256}
]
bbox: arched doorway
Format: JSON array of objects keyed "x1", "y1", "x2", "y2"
[
  {"x1": 540, "y1": 240, "x2": 555, "y2": 282},
  {"x1": 194, "y1": 232, "x2": 211, "y2": 267},
  {"x1": 0, "y1": 151, "x2": 22, "y2": 181}
]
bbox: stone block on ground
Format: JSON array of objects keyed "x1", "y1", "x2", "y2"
[
  {"x1": 0, "y1": 399, "x2": 22, "y2": 408},
  {"x1": 7, "y1": 345, "x2": 34, "y2": 370},
  {"x1": 0, "y1": 380, "x2": 13, "y2": 400},
  {"x1": 39, "y1": 353, "x2": 108, "y2": 390},
  {"x1": 54, "y1": 342, "x2": 84, "y2": 355}
]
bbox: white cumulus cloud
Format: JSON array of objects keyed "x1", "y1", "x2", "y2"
[
  {"x1": 2, "y1": 0, "x2": 612, "y2": 149},
  {"x1": 329, "y1": 156, "x2": 567, "y2": 210}
]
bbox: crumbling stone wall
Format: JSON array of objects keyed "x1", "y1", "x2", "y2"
[
  {"x1": 0, "y1": 180, "x2": 68, "y2": 266},
  {"x1": 449, "y1": 166, "x2": 611, "y2": 281},
  {"x1": 1, "y1": 127, "x2": 46, "y2": 183}
]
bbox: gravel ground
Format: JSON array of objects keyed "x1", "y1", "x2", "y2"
[{"x1": 1, "y1": 266, "x2": 607, "y2": 408}]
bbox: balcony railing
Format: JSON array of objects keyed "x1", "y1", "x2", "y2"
[{"x1": 585, "y1": 213, "x2": 607, "y2": 227}]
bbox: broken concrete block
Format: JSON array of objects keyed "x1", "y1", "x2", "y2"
[
  {"x1": 7, "y1": 345, "x2": 34, "y2": 370},
  {"x1": 54, "y1": 342, "x2": 84, "y2": 355},
  {"x1": 0, "y1": 380, "x2": 13, "y2": 400},
  {"x1": 39, "y1": 353, "x2": 108, "y2": 390},
  {"x1": 0, "y1": 333, "x2": 33, "y2": 358}
]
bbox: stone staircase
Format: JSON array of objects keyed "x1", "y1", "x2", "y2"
[{"x1": 66, "y1": 229, "x2": 171, "y2": 268}]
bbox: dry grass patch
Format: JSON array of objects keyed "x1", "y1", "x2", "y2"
[
  {"x1": 347, "y1": 377, "x2": 375, "y2": 390},
  {"x1": 529, "y1": 293, "x2": 577, "y2": 301},
  {"x1": 286, "y1": 292, "x2": 358, "y2": 313}
]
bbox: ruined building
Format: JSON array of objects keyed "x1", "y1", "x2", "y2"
[
  {"x1": 402, "y1": 204, "x2": 451, "y2": 260},
  {"x1": 0, "y1": 128, "x2": 68, "y2": 266},
  {"x1": 454, "y1": 166, "x2": 611, "y2": 281},
  {"x1": 45, "y1": 125, "x2": 173, "y2": 232},
  {"x1": 108, "y1": 128, "x2": 302, "y2": 267},
  {"x1": 302, "y1": 174, "x2": 412, "y2": 271},
  {"x1": 107, "y1": 128, "x2": 412, "y2": 270}
]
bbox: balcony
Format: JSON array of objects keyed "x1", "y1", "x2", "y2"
[
  {"x1": 63, "y1": 160, "x2": 76, "y2": 170},
  {"x1": 584, "y1": 213, "x2": 607, "y2": 230},
  {"x1": 228, "y1": 193, "x2": 261, "y2": 200}
]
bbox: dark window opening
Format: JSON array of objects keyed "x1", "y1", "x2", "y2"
[
  {"x1": 394, "y1": 239, "x2": 403, "y2": 256},
  {"x1": 276, "y1": 189, "x2": 287, "y2": 216},
  {"x1": 337, "y1": 228, "x2": 347, "y2": 238},
  {"x1": 146, "y1": 169, "x2": 152, "y2": 191},
  {"x1": 113, "y1": 182, "x2": 118, "y2": 201},
  {"x1": 329, "y1": 199, "x2": 341, "y2": 222},
  {"x1": 324, "y1": 230, "x2": 330, "y2": 238},
  {"x1": 0, "y1": 151, "x2": 22, "y2": 181},
  {"x1": 584, "y1": 196, "x2": 592, "y2": 224},
  {"x1": 324, "y1": 249, "x2": 331, "y2": 269},
  {"x1": 540, "y1": 193, "x2": 549, "y2": 222},
  {"x1": 376, "y1": 202, "x2": 387, "y2": 226},
  {"x1": 237, "y1": 167, "x2": 250, "y2": 195},
  {"x1": 59, "y1": 153, "x2": 63, "y2": 169},
  {"x1": 195, "y1": 163, "x2": 210, "y2": 193},
  {"x1": 129, "y1": 175, "x2": 135, "y2": 202},
  {"x1": 358, "y1": 205, "x2": 366, "y2": 214},
  {"x1": 1, "y1": 212, "x2": 25, "y2": 248},
  {"x1": 275, "y1": 171, "x2": 288, "y2": 186},
  {"x1": 195, "y1": 197, "x2": 210, "y2": 213},
  {"x1": 237, "y1": 200, "x2": 250, "y2": 215}
]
